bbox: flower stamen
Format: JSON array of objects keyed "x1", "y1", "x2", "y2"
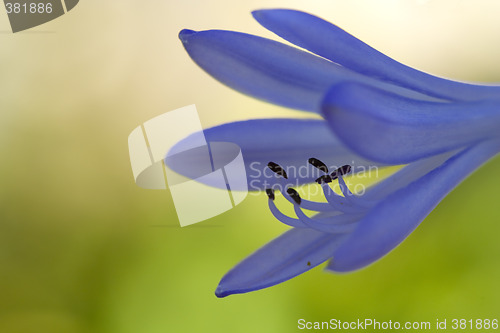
[
  {"x1": 315, "y1": 174, "x2": 333, "y2": 184},
  {"x1": 308, "y1": 158, "x2": 334, "y2": 184},
  {"x1": 267, "y1": 161, "x2": 288, "y2": 179},
  {"x1": 266, "y1": 188, "x2": 275, "y2": 200},
  {"x1": 293, "y1": 204, "x2": 360, "y2": 233},
  {"x1": 331, "y1": 165, "x2": 352, "y2": 180},
  {"x1": 265, "y1": 159, "x2": 375, "y2": 230},
  {"x1": 266, "y1": 188, "x2": 308, "y2": 228},
  {"x1": 286, "y1": 188, "x2": 302, "y2": 205},
  {"x1": 308, "y1": 157, "x2": 329, "y2": 173},
  {"x1": 266, "y1": 188, "x2": 361, "y2": 233},
  {"x1": 267, "y1": 162, "x2": 334, "y2": 212}
]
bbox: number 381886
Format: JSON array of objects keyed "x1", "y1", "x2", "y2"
[{"x1": 5, "y1": 2, "x2": 53, "y2": 14}]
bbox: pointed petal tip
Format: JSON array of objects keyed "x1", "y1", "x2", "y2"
[
  {"x1": 250, "y1": 9, "x2": 264, "y2": 19},
  {"x1": 215, "y1": 284, "x2": 231, "y2": 298},
  {"x1": 179, "y1": 29, "x2": 197, "y2": 43},
  {"x1": 251, "y1": 8, "x2": 274, "y2": 17},
  {"x1": 215, "y1": 281, "x2": 245, "y2": 298}
]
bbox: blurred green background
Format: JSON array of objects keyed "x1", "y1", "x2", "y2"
[{"x1": 1, "y1": 1, "x2": 500, "y2": 332}]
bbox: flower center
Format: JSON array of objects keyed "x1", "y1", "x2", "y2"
[{"x1": 265, "y1": 158, "x2": 374, "y2": 233}]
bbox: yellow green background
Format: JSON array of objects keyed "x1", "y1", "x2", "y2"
[{"x1": 1, "y1": 1, "x2": 499, "y2": 332}]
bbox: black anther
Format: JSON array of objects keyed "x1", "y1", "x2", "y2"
[
  {"x1": 331, "y1": 165, "x2": 352, "y2": 179},
  {"x1": 308, "y1": 158, "x2": 328, "y2": 173},
  {"x1": 315, "y1": 175, "x2": 332, "y2": 184},
  {"x1": 337, "y1": 165, "x2": 352, "y2": 175},
  {"x1": 267, "y1": 162, "x2": 288, "y2": 179},
  {"x1": 286, "y1": 188, "x2": 302, "y2": 205},
  {"x1": 266, "y1": 188, "x2": 275, "y2": 200}
]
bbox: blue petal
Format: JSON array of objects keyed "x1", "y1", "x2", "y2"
[
  {"x1": 253, "y1": 9, "x2": 500, "y2": 102},
  {"x1": 215, "y1": 227, "x2": 348, "y2": 297},
  {"x1": 322, "y1": 83, "x2": 500, "y2": 164},
  {"x1": 328, "y1": 139, "x2": 500, "y2": 272},
  {"x1": 363, "y1": 151, "x2": 454, "y2": 201},
  {"x1": 165, "y1": 118, "x2": 383, "y2": 191},
  {"x1": 179, "y1": 29, "x2": 438, "y2": 113}
]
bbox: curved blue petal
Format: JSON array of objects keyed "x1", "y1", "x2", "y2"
[
  {"x1": 322, "y1": 82, "x2": 500, "y2": 164},
  {"x1": 363, "y1": 151, "x2": 454, "y2": 201},
  {"x1": 179, "y1": 29, "x2": 439, "y2": 113},
  {"x1": 328, "y1": 139, "x2": 500, "y2": 272},
  {"x1": 215, "y1": 227, "x2": 348, "y2": 297},
  {"x1": 253, "y1": 9, "x2": 500, "y2": 102},
  {"x1": 165, "y1": 118, "x2": 383, "y2": 191}
]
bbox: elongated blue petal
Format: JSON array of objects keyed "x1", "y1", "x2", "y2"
[
  {"x1": 253, "y1": 9, "x2": 500, "y2": 102},
  {"x1": 215, "y1": 227, "x2": 348, "y2": 297},
  {"x1": 179, "y1": 29, "x2": 438, "y2": 113},
  {"x1": 165, "y1": 118, "x2": 382, "y2": 191},
  {"x1": 328, "y1": 139, "x2": 500, "y2": 272},
  {"x1": 322, "y1": 83, "x2": 500, "y2": 164},
  {"x1": 363, "y1": 151, "x2": 454, "y2": 201}
]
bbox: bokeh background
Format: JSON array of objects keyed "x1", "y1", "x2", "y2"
[{"x1": 1, "y1": 0, "x2": 500, "y2": 332}]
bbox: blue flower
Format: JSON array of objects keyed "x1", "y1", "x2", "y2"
[{"x1": 170, "y1": 9, "x2": 500, "y2": 297}]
